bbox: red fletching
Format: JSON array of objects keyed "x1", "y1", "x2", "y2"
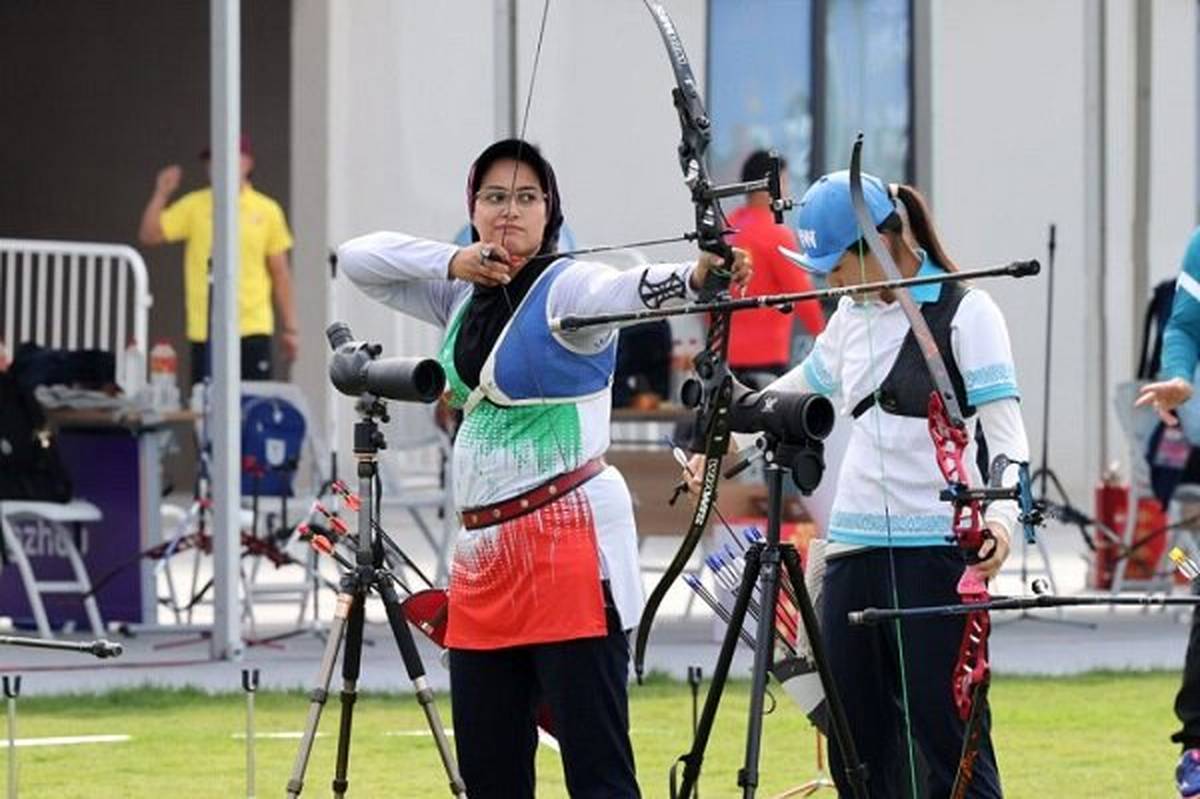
[
  {"x1": 310, "y1": 535, "x2": 334, "y2": 556},
  {"x1": 312, "y1": 503, "x2": 348, "y2": 535},
  {"x1": 334, "y1": 480, "x2": 362, "y2": 511}
]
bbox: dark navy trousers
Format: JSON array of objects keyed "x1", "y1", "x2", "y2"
[{"x1": 821, "y1": 547, "x2": 1003, "y2": 799}]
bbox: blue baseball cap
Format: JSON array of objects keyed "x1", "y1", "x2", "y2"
[{"x1": 781, "y1": 170, "x2": 895, "y2": 274}]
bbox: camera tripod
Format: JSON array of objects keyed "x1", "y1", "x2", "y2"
[
  {"x1": 672, "y1": 436, "x2": 867, "y2": 799},
  {"x1": 285, "y1": 398, "x2": 465, "y2": 798}
]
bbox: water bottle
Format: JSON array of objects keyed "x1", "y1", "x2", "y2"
[
  {"x1": 149, "y1": 339, "x2": 180, "y2": 411},
  {"x1": 120, "y1": 339, "x2": 145, "y2": 399}
]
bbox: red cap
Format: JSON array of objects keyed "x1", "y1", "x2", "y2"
[{"x1": 199, "y1": 133, "x2": 253, "y2": 160}]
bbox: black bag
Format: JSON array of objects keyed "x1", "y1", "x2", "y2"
[
  {"x1": 0, "y1": 371, "x2": 72, "y2": 502},
  {"x1": 1136, "y1": 278, "x2": 1200, "y2": 505},
  {"x1": 1137, "y1": 278, "x2": 1178, "y2": 380},
  {"x1": 9, "y1": 342, "x2": 115, "y2": 392}
]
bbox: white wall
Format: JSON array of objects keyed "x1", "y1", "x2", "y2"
[
  {"x1": 293, "y1": 0, "x2": 709, "y2": 458},
  {"x1": 293, "y1": 0, "x2": 1197, "y2": 506},
  {"x1": 929, "y1": 0, "x2": 1196, "y2": 503}
]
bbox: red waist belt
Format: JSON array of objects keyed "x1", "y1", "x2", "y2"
[{"x1": 460, "y1": 457, "x2": 607, "y2": 530}]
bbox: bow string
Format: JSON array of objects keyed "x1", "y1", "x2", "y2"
[{"x1": 849, "y1": 133, "x2": 993, "y2": 797}]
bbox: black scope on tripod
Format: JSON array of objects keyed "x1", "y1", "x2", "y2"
[
  {"x1": 729, "y1": 382, "x2": 834, "y2": 443},
  {"x1": 326, "y1": 322, "x2": 446, "y2": 403},
  {"x1": 728, "y1": 381, "x2": 834, "y2": 494}
]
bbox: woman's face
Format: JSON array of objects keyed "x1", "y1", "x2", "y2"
[
  {"x1": 826, "y1": 232, "x2": 909, "y2": 295},
  {"x1": 472, "y1": 158, "x2": 548, "y2": 263},
  {"x1": 827, "y1": 246, "x2": 885, "y2": 291}
]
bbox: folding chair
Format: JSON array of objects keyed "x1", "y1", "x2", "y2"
[
  {"x1": 0, "y1": 499, "x2": 104, "y2": 638},
  {"x1": 1111, "y1": 380, "x2": 1200, "y2": 595},
  {"x1": 155, "y1": 381, "x2": 333, "y2": 636}
]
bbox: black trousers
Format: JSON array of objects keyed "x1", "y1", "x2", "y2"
[
  {"x1": 1173, "y1": 584, "x2": 1200, "y2": 750},
  {"x1": 447, "y1": 603, "x2": 640, "y2": 798},
  {"x1": 822, "y1": 547, "x2": 1003, "y2": 799},
  {"x1": 190, "y1": 334, "x2": 273, "y2": 386}
]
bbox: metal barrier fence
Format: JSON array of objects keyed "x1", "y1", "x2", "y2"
[{"x1": 0, "y1": 238, "x2": 152, "y2": 386}]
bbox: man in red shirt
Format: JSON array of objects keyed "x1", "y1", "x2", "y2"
[{"x1": 727, "y1": 151, "x2": 825, "y2": 386}]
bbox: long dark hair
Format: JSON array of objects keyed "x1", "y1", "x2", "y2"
[{"x1": 891, "y1": 183, "x2": 959, "y2": 272}]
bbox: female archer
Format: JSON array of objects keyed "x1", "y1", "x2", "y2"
[
  {"x1": 688, "y1": 171, "x2": 1029, "y2": 798},
  {"x1": 338, "y1": 138, "x2": 748, "y2": 798}
]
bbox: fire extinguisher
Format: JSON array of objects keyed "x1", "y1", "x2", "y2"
[
  {"x1": 1091, "y1": 466, "x2": 1126, "y2": 590},
  {"x1": 1092, "y1": 464, "x2": 1168, "y2": 589}
]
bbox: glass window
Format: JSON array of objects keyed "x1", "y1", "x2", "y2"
[
  {"x1": 707, "y1": 0, "x2": 912, "y2": 188},
  {"x1": 821, "y1": 0, "x2": 912, "y2": 180},
  {"x1": 707, "y1": 0, "x2": 814, "y2": 205}
]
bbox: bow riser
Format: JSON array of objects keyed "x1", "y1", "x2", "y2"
[{"x1": 850, "y1": 133, "x2": 994, "y2": 792}]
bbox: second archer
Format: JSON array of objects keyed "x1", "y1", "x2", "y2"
[{"x1": 686, "y1": 170, "x2": 1031, "y2": 798}]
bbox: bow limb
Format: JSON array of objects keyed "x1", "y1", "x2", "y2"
[
  {"x1": 849, "y1": 134, "x2": 990, "y2": 797},
  {"x1": 632, "y1": 0, "x2": 737, "y2": 683}
]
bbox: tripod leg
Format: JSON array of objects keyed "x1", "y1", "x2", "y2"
[
  {"x1": 739, "y1": 543, "x2": 785, "y2": 798},
  {"x1": 781, "y1": 547, "x2": 868, "y2": 799},
  {"x1": 376, "y1": 575, "x2": 467, "y2": 797},
  {"x1": 286, "y1": 588, "x2": 353, "y2": 798},
  {"x1": 675, "y1": 546, "x2": 764, "y2": 799},
  {"x1": 331, "y1": 592, "x2": 366, "y2": 798}
]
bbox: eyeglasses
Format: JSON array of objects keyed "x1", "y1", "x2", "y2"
[{"x1": 475, "y1": 188, "x2": 547, "y2": 209}]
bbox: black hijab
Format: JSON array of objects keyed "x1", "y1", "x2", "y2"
[{"x1": 454, "y1": 139, "x2": 565, "y2": 389}]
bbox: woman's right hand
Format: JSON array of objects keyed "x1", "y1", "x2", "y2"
[
  {"x1": 449, "y1": 241, "x2": 514, "y2": 287},
  {"x1": 155, "y1": 164, "x2": 182, "y2": 197},
  {"x1": 1136, "y1": 377, "x2": 1195, "y2": 425}
]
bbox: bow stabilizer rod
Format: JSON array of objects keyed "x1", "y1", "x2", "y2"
[
  {"x1": 849, "y1": 592, "x2": 1200, "y2": 625},
  {"x1": 551, "y1": 259, "x2": 1039, "y2": 332}
]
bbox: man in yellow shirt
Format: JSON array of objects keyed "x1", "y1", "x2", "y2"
[{"x1": 138, "y1": 134, "x2": 299, "y2": 385}]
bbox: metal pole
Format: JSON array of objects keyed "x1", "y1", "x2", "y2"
[
  {"x1": 1131, "y1": 0, "x2": 1153, "y2": 373},
  {"x1": 210, "y1": 0, "x2": 244, "y2": 660},
  {"x1": 3, "y1": 676, "x2": 19, "y2": 799},
  {"x1": 495, "y1": 0, "x2": 517, "y2": 137},
  {"x1": 243, "y1": 668, "x2": 259, "y2": 798},
  {"x1": 1083, "y1": 0, "x2": 1109, "y2": 475}
]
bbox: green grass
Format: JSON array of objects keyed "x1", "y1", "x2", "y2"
[{"x1": 0, "y1": 672, "x2": 1181, "y2": 797}]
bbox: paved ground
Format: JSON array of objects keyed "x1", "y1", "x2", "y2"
[{"x1": 0, "y1": 509, "x2": 1192, "y2": 696}]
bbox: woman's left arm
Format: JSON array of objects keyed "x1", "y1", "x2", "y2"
[
  {"x1": 952, "y1": 290, "x2": 1029, "y2": 577},
  {"x1": 976, "y1": 398, "x2": 1031, "y2": 541},
  {"x1": 549, "y1": 252, "x2": 750, "y2": 349}
]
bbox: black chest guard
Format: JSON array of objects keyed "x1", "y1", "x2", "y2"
[{"x1": 851, "y1": 281, "x2": 975, "y2": 420}]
